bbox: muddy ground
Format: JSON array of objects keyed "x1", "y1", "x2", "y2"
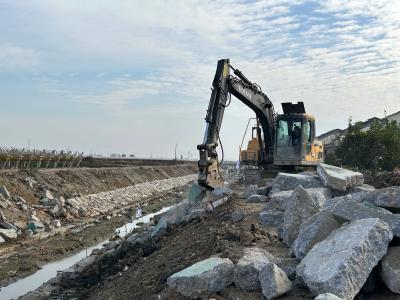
[
  {"x1": 0, "y1": 164, "x2": 196, "y2": 287},
  {"x1": 0, "y1": 184, "x2": 189, "y2": 288},
  {"x1": 36, "y1": 179, "x2": 400, "y2": 300}
]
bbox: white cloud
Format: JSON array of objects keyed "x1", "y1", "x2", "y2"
[
  {"x1": 1, "y1": 0, "x2": 399, "y2": 159},
  {"x1": 0, "y1": 44, "x2": 40, "y2": 71}
]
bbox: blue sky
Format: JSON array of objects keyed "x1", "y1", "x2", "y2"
[{"x1": 0, "y1": 0, "x2": 399, "y2": 159}]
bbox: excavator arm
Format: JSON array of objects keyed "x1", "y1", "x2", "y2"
[{"x1": 197, "y1": 59, "x2": 275, "y2": 190}]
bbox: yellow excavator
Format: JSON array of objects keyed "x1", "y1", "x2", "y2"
[{"x1": 197, "y1": 59, "x2": 324, "y2": 190}]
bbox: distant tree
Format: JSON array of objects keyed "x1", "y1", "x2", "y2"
[{"x1": 335, "y1": 120, "x2": 400, "y2": 171}]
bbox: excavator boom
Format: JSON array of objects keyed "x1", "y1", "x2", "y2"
[{"x1": 197, "y1": 59, "x2": 275, "y2": 190}]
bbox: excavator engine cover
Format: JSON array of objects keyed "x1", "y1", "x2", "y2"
[{"x1": 281, "y1": 102, "x2": 305, "y2": 114}]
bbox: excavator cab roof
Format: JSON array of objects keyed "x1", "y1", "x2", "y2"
[{"x1": 281, "y1": 102, "x2": 305, "y2": 115}]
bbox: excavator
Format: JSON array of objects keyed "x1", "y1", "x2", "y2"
[{"x1": 197, "y1": 59, "x2": 324, "y2": 190}]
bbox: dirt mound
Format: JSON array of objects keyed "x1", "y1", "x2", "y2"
[{"x1": 46, "y1": 194, "x2": 298, "y2": 300}]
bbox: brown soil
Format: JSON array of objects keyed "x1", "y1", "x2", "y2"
[
  {"x1": 44, "y1": 183, "x2": 310, "y2": 300},
  {"x1": 0, "y1": 164, "x2": 196, "y2": 204},
  {"x1": 40, "y1": 181, "x2": 400, "y2": 300}
]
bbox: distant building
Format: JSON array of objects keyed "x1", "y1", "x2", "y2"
[
  {"x1": 387, "y1": 110, "x2": 400, "y2": 124},
  {"x1": 318, "y1": 110, "x2": 400, "y2": 155}
]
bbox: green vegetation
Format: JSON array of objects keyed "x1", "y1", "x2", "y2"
[{"x1": 335, "y1": 120, "x2": 400, "y2": 171}]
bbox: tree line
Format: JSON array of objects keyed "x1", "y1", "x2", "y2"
[{"x1": 327, "y1": 119, "x2": 400, "y2": 171}]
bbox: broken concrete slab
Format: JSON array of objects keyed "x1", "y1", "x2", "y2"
[
  {"x1": 260, "y1": 262, "x2": 292, "y2": 300},
  {"x1": 282, "y1": 186, "x2": 319, "y2": 246},
  {"x1": 231, "y1": 208, "x2": 245, "y2": 223},
  {"x1": 0, "y1": 185, "x2": 10, "y2": 199},
  {"x1": 0, "y1": 228, "x2": 17, "y2": 240},
  {"x1": 331, "y1": 200, "x2": 400, "y2": 237},
  {"x1": 245, "y1": 194, "x2": 268, "y2": 203},
  {"x1": 270, "y1": 173, "x2": 323, "y2": 195},
  {"x1": 297, "y1": 218, "x2": 393, "y2": 300},
  {"x1": 167, "y1": 257, "x2": 234, "y2": 297},
  {"x1": 364, "y1": 186, "x2": 400, "y2": 210},
  {"x1": 0, "y1": 235, "x2": 5, "y2": 243},
  {"x1": 314, "y1": 294, "x2": 343, "y2": 300},
  {"x1": 234, "y1": 247, "x2": 276, "y2": 291},
  {"x1": 259, "y1": 210, "x2": 284, "y2": 229},
  {"x1": 243, "y1": 184, "x2": 258, "y2": 198},
  {"x1": 379, "y1": 246, "x2": 400, "y2": 294},
  {"x1": 317, "y1": 163, "x2": 364, "y2": 191},
  {"x1": 292, "y1": 208, "x2": 339, "y2": 259}
]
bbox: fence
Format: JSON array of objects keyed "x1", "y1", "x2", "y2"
[{"x1": 0, "y1": 148, "x2": 84, "y2": 170}]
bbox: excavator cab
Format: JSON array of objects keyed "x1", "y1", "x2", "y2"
[{"x1": 273, "y1": 102, "x2": 324, "y2": 166}]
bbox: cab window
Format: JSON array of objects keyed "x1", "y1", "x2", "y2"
[
  {"x1": 277, "y1": 120, "x2": 289, "y2": 146},
  {"x1": 277, "y1": 119, "x2": 302, "y2": 146}
]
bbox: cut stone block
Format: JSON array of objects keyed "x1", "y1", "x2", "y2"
[
  {"x1": 364, "y1": 186, "x2": 400, "y2": 210},
  {"x1": 314, "y1": 293, "x2": 343, "y2": 300},
  {"x1": 282, "y1": 186, "x2": 319, "y2": 246},
  {"x1": 380, "y1": 246, "x2": 400, "y2": 294},
  {"x1": 292, "y1": 208, "x2": 339, "y2": 259},
  {"x1": 243, "y1": 184, "x2": 258, "y2": 198},
  {"x1": 317, "y1": 163, "x2": 364, "y2": 191},
  {"x1": 270, "y1": 190, "x2": 293, "y2": 211},
  {"x1": 234, "y1": 247, "x2": 276, "y2": 291},
  {"x1": 332, "y1": 200, "x2": 400, "y2": 237},
  {"x1": 306, "y1": 187, "x2": 332, "y2": 208},
  {"x1": 270, "y1": 172, "x2": 323, "y2": 195},
  {"x1": 348, "y1": 184, "x2": 375, "y2": 193},
  {"x1": 167, "y1": 257, "x2": 234, "y2": 297},
  {"x1": 260, "y1": 262, "x2": 292, "y2": 299},
  {"x1": 259, "y1": 210, "x2": 284, "y2": 228},
  {"x1": 323, "y1": 192, "x2": 367, "y2": 209},
  {"x1": 246, "y1": 194, "x2": 268, "y2": 203},
  {"x1": 297, "y1": 218, "x2": 393, "y2": 300},
  {"x1": 231, "y1": 208, "x2": 245, "y2": 223}
]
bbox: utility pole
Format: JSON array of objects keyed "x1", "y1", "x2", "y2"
[{"x1": 174, "y1": 144, "x2": 177, "y2": 160}]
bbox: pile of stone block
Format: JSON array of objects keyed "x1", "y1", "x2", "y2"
[
  {"x1": 168, "y1": 247, "x2": 292, "y2": 299},
  {"x1": 253, "y1": 163, "x2": 400, "y2": 299}
]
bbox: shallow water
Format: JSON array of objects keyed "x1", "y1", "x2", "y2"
[{"x1": 0, "y1": 206, "x2": 171, "y2": 300}]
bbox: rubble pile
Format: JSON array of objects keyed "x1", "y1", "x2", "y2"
[{"x1": 166, "y1": 163, "x2": 400, "y2": 299}]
